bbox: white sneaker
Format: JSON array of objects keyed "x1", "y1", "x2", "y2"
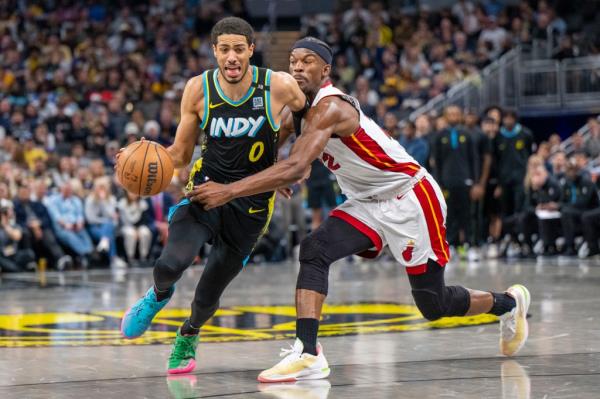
[
  {"x1": 110, "y1": 256, "x2": 128, "y2": 269},
  {"x1": 56, "y1": 255, "x2": 73, "y2": 271},
  {"x1": 486, "y1": 244, "x2": 499, "y2": 259},
  {"x1": 258, "y1": 338, "x2": 330, "y2": 383},
  {"x1": 578, "y1": 242, "x2": 589, "y2": 259},
  {"x1": 500, "y1": 284, "x2": 531, "y2": 356},
  {"x1": 97, "y1": 238, "x2": 110, "y2": 253},
  {"x1": 467, "y1": 247, "x2": 480, "y2": 262},
  {"x1": 258, "y1": 379, "x2": 331, "y2": 399}
]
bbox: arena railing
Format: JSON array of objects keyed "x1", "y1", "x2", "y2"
[{"x1": 409, "y1": 47, "x2": 600, "y2": 121}]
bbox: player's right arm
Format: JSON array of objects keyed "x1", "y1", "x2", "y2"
[
  {"x1": 188, "y1": 96, "x2": 358, "y2": 209},
  {"x1": 167, "y1": 76, "x2": 204, "y2": 168}
]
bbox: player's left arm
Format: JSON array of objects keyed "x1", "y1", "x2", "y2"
[
  {"x1": 187, "y1": 97, "x2": 348, "y2": 209},
  {"x1": 270, "y1": 71, "x2": 307, "y2": 114}
]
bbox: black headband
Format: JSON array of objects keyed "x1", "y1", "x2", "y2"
[{"x1": 291, "y1": 38, "x2": 333, "y2": 65}]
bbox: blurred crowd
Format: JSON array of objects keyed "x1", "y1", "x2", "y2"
[
  {"x1": 303, "y1": 0, "x2": 598, "y2": 119},
  {"x1": 0, "y1": 0, "x2": 599, "y2": 272},
  {"x1": 393, "y1": 108, "x2": 600, "y2": 261}
]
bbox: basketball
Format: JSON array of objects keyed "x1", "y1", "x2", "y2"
[{"x1": 116, "y1": 140, "x2": 174, "y2": 197}]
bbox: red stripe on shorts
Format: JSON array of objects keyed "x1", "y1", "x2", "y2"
[
  {"x1": 412, "y1": 178, "x2": 450, "y2": 266},
  {"x1": 330, "y1": 209, "x2": 383, "y2": 257}
]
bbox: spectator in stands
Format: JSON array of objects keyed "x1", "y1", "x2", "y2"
[
  {"x1": 479, "y1": 16, "x2": 508, "y2": 59},
  {"x1": 351, "y1": 76, "x2": 379, "y2": 118},
  {"x1": 560, "y1": 160, "x2": 599, "y2": 256},
  {"x1": 581, "y1": 204, "x2": 600, "y2": 258},
  {"x1": 584, "y1": 117, "x2": 600, "y2": 159},
  {"x1": 85, "y1": 177, "x2": 124, "y2": 268},
  {"x1": 480, "y1": 116, "x2": 502, "y2": 253},
  {"x1": 147, "y1": 191, "x2": 174, "y2": 247},
  {"x1": 550, "y1": 151, "x2": 568, "y2": 178},
  {"x1": 0, "y1": 199, "x2": 36, "y2": 273},
  {"x1": 522, "y1": 161, "x2": 563, "y2": 256},
  {"x1": 13, "y1": 183, "x2": 72, "y2": 270},
  {"x1": 118, "y1": 191, "x2": 153, "y2": 265},
  {"x1": 46, "y1": 180, "x2": 93, "y2": 268},
  {"x1": 399, "y1": 120, "x2": 429, "y2": 167}
]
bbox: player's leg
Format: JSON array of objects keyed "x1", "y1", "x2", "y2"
[
  {"x1": 404, "y1": 177, "x2": 530, "y2": 356},
  {"x1": 167, "y1": 237, "x2": 246, "y2": 374},
  {"x1": 581, "y1": 208, "x2": 600, "y2": 257},
  {"x1": 258, "y1": 214, "x2": 375, "y2": 382},
  {"x1": 121, "y1": 203, "x2": 213, "y2": 338},
  {"x1": 407, "y1": 259, "x2": 530, "y2": 356}
]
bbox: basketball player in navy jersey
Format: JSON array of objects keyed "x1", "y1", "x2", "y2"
[{"x1": 118, "y1": 17, "x2": 308, "y2": 374}]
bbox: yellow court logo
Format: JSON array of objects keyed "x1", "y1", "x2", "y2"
[{"x1": 0, "y1": 303, "x2": 498, "y2": 347}]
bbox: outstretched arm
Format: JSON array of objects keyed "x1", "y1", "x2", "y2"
[{"x1": 188, "y1": 96, "x2": 350, "y2": 209}]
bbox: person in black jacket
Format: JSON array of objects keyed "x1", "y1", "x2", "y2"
[
  {"x1": 433, "y1": 105, "x2": 479, "y2": 252},
  {"x1": 13, "y1": 183, "x2": 72, "y2": 270},
  {"x1": 560, "y1": 161, "x2": 600, "y2": 256},
  {"x1": 494, "y1": 110, "x2": 534, "y2": 220},
  {"x1": 521, "y1": 163, "x2": 563, "y2": 256}
]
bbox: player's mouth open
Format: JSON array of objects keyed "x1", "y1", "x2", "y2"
[{"x1": 224, "y1": 66, "x2": 241, "y2": 78}]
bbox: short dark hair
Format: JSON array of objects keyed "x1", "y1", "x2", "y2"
[
  {"x1": 503, "y1": 109, "x2": 518, "y2": 119},
  {"x1": 211, "y1": 17, "x2": 254, "y2": 45}
]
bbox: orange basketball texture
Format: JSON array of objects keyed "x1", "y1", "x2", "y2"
[{"x1": 117, "y1": 141, "x2": 174, "y2": 196}]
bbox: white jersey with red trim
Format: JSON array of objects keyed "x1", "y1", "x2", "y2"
[{"x1": 311, "y1": 83, "x2": 427, "y2": 200}]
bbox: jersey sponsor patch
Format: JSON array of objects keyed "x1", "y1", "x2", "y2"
[
  {"x1": 209, "y1": 116, "x2": 266, "y2": 138},
  {"x1": 252, "y1": 97, "x2": 264, "y2": 110}
]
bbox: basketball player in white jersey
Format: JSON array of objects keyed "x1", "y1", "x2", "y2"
[{"x1": 188, "y1": 37, "x2": 531, "y2": 382}]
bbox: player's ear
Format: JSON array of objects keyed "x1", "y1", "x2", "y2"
[
  {"x1": 212, "y1": 44, "x2": 217, "y2": 59},
  {"x1": 248, "y1": 43, "x2": 255, "y2": 58},
  {"x1": 322, "y1": 64, "x2": 331, "y2": 78}
]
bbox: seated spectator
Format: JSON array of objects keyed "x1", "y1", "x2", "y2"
[
  {"x1": 0, "y1": 199, "x2": 36, "y2": 273},
  {"x1": 147, "y1": 191, "x2": 174, "y2": 247},
  {"x1": 85, "y1": 177, "x2": 125, "y2": 268},
  {"x1": 584, "y1": 117, "x2": 600, "y2": 159},
  {"x1": 13, "y1": 183, "x2": 72, "y2": 270},
  {"x1": 399, "y1": 121, "x2": 429, "y2": 167},
  {"x1": 560, "y1": 160, "x2": 599, "y2": 256},
  {"x1": 46, "y1": 179, "x2": 93, "y2": 267},
  {"x1": 523, "y1": 163, "x2": 563, "y2": 256},
  {"x1": 118, "y1": 191, "x2": 154, "y2": 264}
]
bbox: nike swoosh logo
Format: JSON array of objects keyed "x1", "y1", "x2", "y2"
[
  {"x1": 248, "y1": 207, "x2": 266, "y2": 214},
  {"x1": 209, "y1": 102, "x2": 225, "y2": 109}
]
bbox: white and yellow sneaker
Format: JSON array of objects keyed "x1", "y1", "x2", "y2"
[
  {"x1": 258, "y1": 338, "x2": 331, "y2": 383},
  {"x1": 500, "y1": 284, "x2": 531, "y2": 356}
]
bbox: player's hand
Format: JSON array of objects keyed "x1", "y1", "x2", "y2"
[
  {"x1": 187, "y1": 181, "x2": 234, "y2": 210},
  {"x1": 277, "y1": 187, "x2": 293, "y2": 199},
  {"x1": 114, "y1": 137, "x2": 146, "y2": 171},
  {"x1": 470, "y1": 183, "x2": 485, "y2": 201}
]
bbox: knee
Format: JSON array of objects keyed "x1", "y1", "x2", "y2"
[
  {"x1": 411, "y1": 286, "x2": 470, "y2": 321},
  {"x1": 139, "y1": 226, "x2": 152, "y2": 240},
  {"x1": 154, "y1": 252, "x2": 192, "y2": 277},
  {"x1": 297, "y1": 236, "x2": 331, "y2": 295},
  {"x1": 411, "y1": 288, "x2": 446, "y2": 321}
]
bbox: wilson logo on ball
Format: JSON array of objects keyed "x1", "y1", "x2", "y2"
[{"x1": 143, "y1": 162, "x2": 158, "y2": 196}]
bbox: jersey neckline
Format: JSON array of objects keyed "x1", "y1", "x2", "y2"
[{"x1": 212, "y1": 66, "x2": 258, "y2": 107}]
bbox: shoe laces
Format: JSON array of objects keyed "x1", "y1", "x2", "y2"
[
  {"x1": 171, "y1": 335, "x2": 196, "y2": 360},
  {"x1": 279, "y1": 343, "x2": 302, "y2": 359}
]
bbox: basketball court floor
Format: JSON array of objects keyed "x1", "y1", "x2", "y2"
[{"x1": 1, "y1": 256, "x2": 599, "y2": 398}]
